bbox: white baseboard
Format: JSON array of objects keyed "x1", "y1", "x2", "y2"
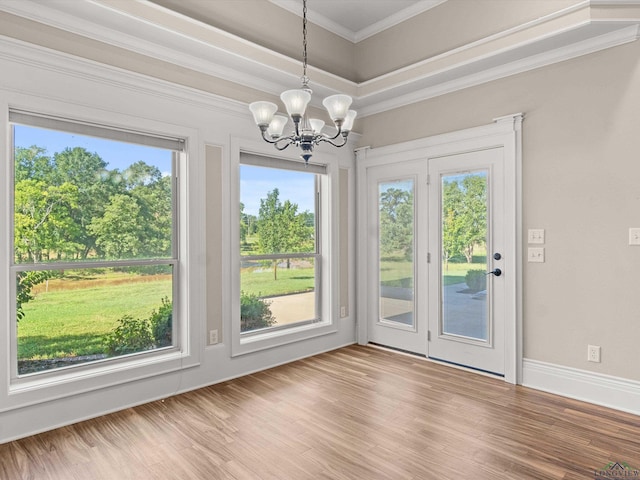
[{"x1": 522, "y1": 358, "x2": 640, "y2": 416}]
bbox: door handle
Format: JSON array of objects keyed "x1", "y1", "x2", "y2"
[{"x1": 487, "y1": 268, "x2": 502, "y2": 277}]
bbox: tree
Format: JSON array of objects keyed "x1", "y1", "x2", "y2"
[
  {"x1": 14, "y1": 179, "x2": 81, "y2": 262},
  {"x1": 14, "y1": 146, "x2": 53, "y2": 183},
  {"x1": 441, "y1": 180, "x2": 465, "y2": 270},
  {"x1": 459, "y1": 175, "x2": 487, "y2": 263},
  {"x1": 379, "y1": 187, "x2": 413, "y2": 260},
  {"x1": 256, "y1": 189, "x2": 313, "y2": 280},
  {"x1": 88, "y1": 194, "x2": 145, "y2": 258},
  {"x1": 441, "y1": 175, "x2": 487, "y2": 268},
  {"x1": 127, "y1": 164, "x2": 172, "y2": 258},
  {"x1": 52, "y1": 147, "x2": 113, "y2": 258}
]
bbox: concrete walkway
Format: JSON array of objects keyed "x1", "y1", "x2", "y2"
[
  {"x1": 266, "y1": 292, "x2": 315, "y2": 326},
  {"x1": 266, "y1": 283, "x2": 487, "y2": 341}
]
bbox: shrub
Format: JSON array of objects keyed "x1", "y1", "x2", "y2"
[
  {"x1": 16, "y1": 270, "x2": 54, "y2": 321},
  {"x1": 240, "y1": 291, "x2": 276, "y2": 332},
  {"x1": 465, "y1": 269, "x2": 486, "y2": 292},
  {"x1": 150, "y1": 296, "x2": 172, "y2": 347},
  {"x1": 104, "y1": 315, "x2": 155, "y2": 356},
  {"x1": 104, "y1": 298, "x2": 173, "y2": 356}
]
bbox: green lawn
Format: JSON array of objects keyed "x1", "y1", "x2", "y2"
[
  {"x1": 380, "y1": 252, "x2": 488, "y2": 288},
  {"x1": 241, "y1": 262, "x2": 314, "y2": 297},
  {"x1": 18, "y1": 277, "x2": 171, "y2": 360}
]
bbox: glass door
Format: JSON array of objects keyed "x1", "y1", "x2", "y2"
[
  {"x1": 428, "y1": 148, "x2": 506, "y2": 375},
  {"x1": 367, "y1": 160, "x2": 427, "y2": 355}
]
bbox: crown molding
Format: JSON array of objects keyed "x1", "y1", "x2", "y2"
[
  {"x1": 0, "y1": 0, "x2": 639, "y2": 118},
  {"x1": 269, "y1": 0, "x2": 446, "y2": 43}
]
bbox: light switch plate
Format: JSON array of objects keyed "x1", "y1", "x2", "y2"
[
  {"x1": 528, "y1": 247, "x2": 544, "y2": 263},
  {"x1": 629, "y1": 228, "x2": 640, "y2": 245},
  {"x1": 528, "y1": 229, "x2": 545, "y2": 244}
]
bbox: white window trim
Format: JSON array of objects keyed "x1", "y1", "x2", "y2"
[
  {"x1": 229, "y1": 137, "x2": 340, "y2": 356},
  {"x1": 0, "y1": 98, "x2": 204, "y2": 412}
]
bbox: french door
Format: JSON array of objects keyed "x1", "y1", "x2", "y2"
[
  {"x1": 366, "y1": 160, "x2": 428, "y2": 355},
  {"x1": 427, "y1": 147, "x2": 506, "y2": 375},
  {"x1": 363, "y1": 140, "x2": 516, "y2": 378}
]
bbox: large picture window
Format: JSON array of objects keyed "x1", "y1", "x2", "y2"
[
  {"x1": 10, "y1": 111, "x2": 182, "y2": 377},
  {"x1": 239, "y1": 155, "x2": 325, "y2": 336}
]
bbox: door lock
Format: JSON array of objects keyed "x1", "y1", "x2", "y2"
[{"x1": 487, "y1": 268, "x2": 502, "y2": 277}]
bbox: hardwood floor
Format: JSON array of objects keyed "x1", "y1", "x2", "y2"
[{"x1": 1, "y1": 345, "x2": 639, "y2": 479}]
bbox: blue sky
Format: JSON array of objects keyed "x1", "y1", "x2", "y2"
[
  {"x1": 14, "y1": 125, "x2": 314, "y2": 216},
  {"x1": 240, "y1": 165, "x2": 315, "y2": 217},
  {"x1": 14, "y1": 125, "x2": 172, "y2": 173}
]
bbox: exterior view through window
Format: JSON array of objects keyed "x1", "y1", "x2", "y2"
[
  {"x1": 441, "y1": 171, "x2": 488, "y2": 340},
  {"x1": 240, "y1": 160, "x2": 320, "y2": 334},
  {"x1": 11, "y1": 113, "x2": 179, "y2": 376},
  {"x1": 378, "y1": 179, "x2": 415, "y2": 327}
]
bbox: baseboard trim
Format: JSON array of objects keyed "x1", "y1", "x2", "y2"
[{"x1": 522, "y1": 358, "x2": 640, "y2": 416}]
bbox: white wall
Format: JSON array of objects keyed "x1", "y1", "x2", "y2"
[{"x1": 0, "y1": 38, "x2": 357, "y2": 443}]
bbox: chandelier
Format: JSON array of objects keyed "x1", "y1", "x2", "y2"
[{"x1": 249, "y1": 0, "x2": 356, "y2": 164}]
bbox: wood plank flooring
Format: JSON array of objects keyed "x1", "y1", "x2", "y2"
[{"x1": 1, "y1": 345, "x2": 639, "y2": 479}]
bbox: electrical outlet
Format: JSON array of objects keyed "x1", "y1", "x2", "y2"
[
  {"x1": 340, "y1": 306, "x2": 347, "y2": 318},
  {"x1": 209, "y1": 329, "x2": 218, "y2": 345},
  {"x1": 588, "y1": 345, "x2": 601, "y2": 363}
]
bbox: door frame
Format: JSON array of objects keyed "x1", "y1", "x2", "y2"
[{"x1": 356, "y1": 113, "x2": 523, "y2": 384}]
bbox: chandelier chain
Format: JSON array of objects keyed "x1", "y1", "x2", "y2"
[{"x1": 302, "y1": 0, "x2": 308, "y2": 85}]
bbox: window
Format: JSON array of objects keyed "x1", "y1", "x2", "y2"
[
  {"x1": 10, "y1": 111, "x2": 182, "y2": 378},
  {"x1": 239, "y1": 155, "x2": 324, "y2": 337}
]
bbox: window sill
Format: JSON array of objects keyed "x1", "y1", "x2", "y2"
[
  {"x1": 3, "y1": 349, "x2": 198, "y2": 413},
  {"x1": 232, "y1": 318, "x2": 337, "y2": 357}
]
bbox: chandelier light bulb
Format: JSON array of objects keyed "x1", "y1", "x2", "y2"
[
  {"x1": 342, "y1": 110, "x2": 357, "y2": 133},
  {"x1": 249, "y1": 101, "x2": 277, "y2": 127},
  {"x1": 267, "y1": 115, "x2": 288, "y2": 138},
  {"x1": 322, "y1": 94, "x2": 352, "y2": 123},
  {"x1": 280, "y1": 89, "x2": 311, "y2": 118},
  {"x1": 309, "y1": 118, "x2": 325, "y2": 134}
]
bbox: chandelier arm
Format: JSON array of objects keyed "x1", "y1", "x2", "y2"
[
  {"x1": 317, "y1": 134, "x2": 349, "y2": 148},
  {"x1": 320, "y1": 126, "x2": 344, "y2": 141},
  {"x1": 273, "y1": 140, "x2": 293, "y2": 151},
  {"x1": 259, "y1": 128, "x2": 295, "y2": 146}
]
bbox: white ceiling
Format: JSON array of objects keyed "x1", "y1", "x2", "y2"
[{"x1": 269, "y1": 0, "x2": 446, "y2": 42}]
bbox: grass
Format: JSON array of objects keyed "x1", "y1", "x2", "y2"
[
  {"x1": 380, "y1": 251, "x2": 488, "y2": 288},
  {"x1": 241, "y1": 261, "x2": 314, "y2": 297},
  {"x1": 18, "y1": 275, "x2": 171, "y2": 360}
]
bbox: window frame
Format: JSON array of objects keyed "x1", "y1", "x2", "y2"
[
  {"x1": 10, "y1": 113, "x2": 182, "y2": 381},
  {"x1": 1, "y1": 104, "x2": 203, "y2": 410},
  {"x1": 231, "y1": 144, "x2": 339, "y2": 356},
  {"x1": 239, "y1": 167, "x2": 321, "y2": 335}
]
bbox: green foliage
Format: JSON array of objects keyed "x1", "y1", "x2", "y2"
[
  {"x1": 88, "y1": 194, "x2": 144, "y2": 258},
  {"x1": 240, "y1": 291, "x2": 276, "y2": 332},
  {"x1": 150, "y1": 297, "x2": 172, "y2": 348},
  {"x1": 14, "y1": 146, "x2": 53, "y2": 182},
  {"x1": 465, "y1": 269, "x2": 487, "y2": 292},
  {"x1": 442, "y1": 174, "x2": 487, "y2": 269},
  {"x1": 14, "y1": 179, "x2": 82, "y2": 262},
  {"x1": 256, "y1": 188, "x2": 314, "y2": 280},
  {"x1": 379, "y1": 187, "x2": 414, "y2": 260},
  {"x1": 13, "y1": 142, "x2": 173, "y2": 265},
  {"x1": 104, "y1": 297, "x2": 173, "y2": 356},
  {"x1": 16, "y1": 270, "x2": 54, "y2": 321},
  {"x1": 104, "y1": 315, "x2": 155, "y2": 356}
]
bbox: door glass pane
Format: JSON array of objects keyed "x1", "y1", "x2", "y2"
[
  {"x1": 441, "y1": 171, "x2": 488, "y2": 341},
  {"x1": 378, "y1": 179, "x2": 414, "y2": 327}
]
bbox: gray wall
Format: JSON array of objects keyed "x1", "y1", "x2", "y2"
[{"x1": 359, "y1": 40, "x2": 640, "y2": 381}]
